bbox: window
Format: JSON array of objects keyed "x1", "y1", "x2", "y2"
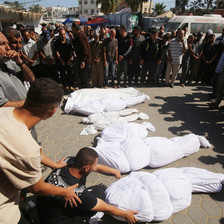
[
  {"x1": 91, "y1": 9, "x2": 94, "y2": 14},
  {"x1": 84, "y1": 9, "x2": 88, "y2": 14},
  {"x1": 84, "y1": 0, "x2": 88, "y2": 4},
  {"x1": 190, "y1": 23, "x2": 222, "y2": 33},
  {"x1": 79, "y1": 1, "x2": 81, "y2": 4},
  {"x1": 164, "y1": 22, "x2": 181, "y2": 32},
  {"x1": 91, "y1": 0, "x2": 94, "y2": 4}
]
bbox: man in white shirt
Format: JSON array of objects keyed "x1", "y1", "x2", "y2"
[
  {"x1": 21, "y1": 29, "x2": 40, "y2": 78},
  {"x1": 165, "y1": 29, "x2": 187, "y2": 88}
]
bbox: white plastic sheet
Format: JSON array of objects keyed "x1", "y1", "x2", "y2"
[
  {"x1": 95, "y1": 123, "x2": 211, "y2": 172},
  {"x1": 105, "y1": 167, "x2": 224, "y2": 222},
  {"x1": 64, "y1": 88, "x2": 150, "y2": 115}
]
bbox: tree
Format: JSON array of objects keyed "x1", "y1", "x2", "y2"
[
  {"x1": 187, "y1": 0, "x2": 216, "y2": 15},
  {"x1": 29, "y1": 4, "x2": 45, "y2": 13},
  {"x1": 96, "y1": 0, "x2": 120, "y2": 14},
  {"x1": 10, "y1": 1, "x2": 25, "y2": 11},
  {"x1": 176, "y1": 0, "x2": 189, "y2": 12},
  {"x1": 124, "y1": 0, "x2": 148, "y2": 12},
  {"x1": 153, "y1": 2, "x2": 166, "y2": 16}
]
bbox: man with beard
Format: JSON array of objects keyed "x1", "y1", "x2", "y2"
[
  {"x1": 0, "y1": 30, "x2": 35, "y2": 108},
  {"x1": 37, "y1": 147, "x2": 138, "y2": 224},
  {"x1": 90, "y1": 32, "x2": 104, "y2": 88}
]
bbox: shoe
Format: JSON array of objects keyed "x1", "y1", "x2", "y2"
[
  {"x1": 180, "y1": 83, "x2": 185, "y2": 87},
  {"x1": 104, "y1": 85, "x2": 108, "y2": 89},
  {"x1": 113, "y1": 85, "x2": 117, "y2": 88},
  {"x1": 65, "y1": 86, "x2": 69, "y2": 92},
  {"x1": 170, "y1": 84, "x2": 174, "y2": 88}
]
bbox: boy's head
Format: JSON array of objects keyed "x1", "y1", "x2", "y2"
[{"x1": 73, "y1": 147, "x2": 99, "y2": 176}]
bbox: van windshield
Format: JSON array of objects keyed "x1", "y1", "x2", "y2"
[{"x1": 164, "y1": 22, "x2": 181, "y2": 32}]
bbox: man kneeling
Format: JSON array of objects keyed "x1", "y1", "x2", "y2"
[{"x1": 37, "y1": 147, "x2": 138, "y2": 224}]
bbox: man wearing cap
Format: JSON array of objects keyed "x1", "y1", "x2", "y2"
[{"x1": 38, "y1": 30, "x2": 57, "y2": 81}]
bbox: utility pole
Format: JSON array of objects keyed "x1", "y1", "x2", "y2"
[
  {"x1": 139, "y1": 0, "x2": 143, "y2": 26},
  {"x1": 149, "y1": 0, "x2": 152, "y2": 16}
]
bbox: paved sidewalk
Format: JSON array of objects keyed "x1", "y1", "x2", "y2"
[{"x1": 36, "y1": 84, "x2": 224, "y2": 224}]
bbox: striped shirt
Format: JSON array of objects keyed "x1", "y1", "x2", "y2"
[{"x1": 169, "y1": 38, "x2": 187, "y2": 64}]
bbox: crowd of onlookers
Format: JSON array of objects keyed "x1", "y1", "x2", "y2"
[{"x1": 1, "y1": 21, "x2": 224, "y2": 108}]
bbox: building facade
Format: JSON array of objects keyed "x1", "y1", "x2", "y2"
[
  {"x1": 78, "y1": 0, "x2": 102, "y2": 16},
  {"x1": 117, "y1": 0, "x2": 153, "y2": 15}
]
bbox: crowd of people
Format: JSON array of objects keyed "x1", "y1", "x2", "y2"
[{"x1": 1, "y1": 21, "x2": 223, "y2": 108}]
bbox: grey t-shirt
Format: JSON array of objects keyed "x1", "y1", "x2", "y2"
[
  {"x1": 37, "y1": 39, "x2": 55, "y2": 65},
  {"x1": 0, "y1": 60, "x2": 27, "y2": 106},
  {"x1": 103, "y1": 37, "x2": 118, "y2": 62}
]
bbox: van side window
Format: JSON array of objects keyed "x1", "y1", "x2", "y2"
[
  {"x1": 214, "y1": 24, "x2": 224, "y2": 33},
  {"x1": 180, "y1": 23, "x2": 188, "y2": 30},
  {"x1": 191, "y1": 23, "x2": 223, "y2": 33}
]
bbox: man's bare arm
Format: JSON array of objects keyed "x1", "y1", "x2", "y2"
[
  {"x1": 29, "y1": 177, "x2": 81, "y2": 207},
  {"x1": 91, "y1": 198, "x2": 138, "y2": 224},
  {"x1": 93, "y1": 164, "x2": 121, "y2": 179},
  {"x1": 1, "y1": 100, "x2": 25, "y2": 108},
  {"x1": 41, "y1": 153, "x2": 67, "y2": 170}
]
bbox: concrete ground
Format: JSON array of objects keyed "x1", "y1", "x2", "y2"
[{"x1": 36, "y1": 84, "x2": 224, "y2": 224}]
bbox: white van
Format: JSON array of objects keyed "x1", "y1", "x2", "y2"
[{"x1": 164, "y1": 14, "x2": 224, "y2": 37}]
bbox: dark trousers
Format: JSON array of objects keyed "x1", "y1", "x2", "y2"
[
  {"x1": 37, "y1": 184, "x2": 106, "y2": 224},
  {"x1": 79, "y1": 65, "x2": 90, "y2": 88},
  {"x1": 128, "y1": 59, "x2": 141, "y2": 84},
  {"x1": 58, "y1": 64, "x2": 73, "y2": 88},
  {"x1": 141, "y1": 61, "x2": 158, "y2": 83}
]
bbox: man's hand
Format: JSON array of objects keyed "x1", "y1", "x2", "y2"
[
  {"x1": 114, "y1": 170, "x2": 121, "y2": 180},
  {"x1": 125, "y1": 210, "x2": 138, "y2": 224},
  {"x1": 105, "y1": 61, "x2": 108, "y2": 68},
  {"x1": 4, "y1": 50, "x2": 21, "y2": 64},
  {"x1": 119, "y1": 55, "x2": 124, "y2": 61},
  {"x1": 80, "y1": 61, "x2": 85, "y2": 68},
  {"x1": 54, "y1": 157, "x2": 67, "y2": 169},
  {"x1": 64, "y1": 183, "x2": 82, "y2": 208},
  {"x1": 139, "y1": 59, "x2": 144, "y2": 65}
]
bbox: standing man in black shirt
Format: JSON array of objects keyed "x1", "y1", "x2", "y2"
[
  {"x1": 55, "y1": 28, "x2": 74, "y2": 91},
  {"x1": 140, "y1": 29, "x2": 162, "y2": 86},
  {"x1": 70, "y1": 23, "x2": 92, "y2": 88},
  {"x1": 117, "y1": 25, "x2": 133, "y2": 88},
  {"x1": 128, "y1": 26, "x2": 145, "y2": 86}
]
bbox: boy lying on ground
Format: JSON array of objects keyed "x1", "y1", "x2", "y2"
[{"x1": 37, "y1": 147, "x2": 138, "y2": 224}]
